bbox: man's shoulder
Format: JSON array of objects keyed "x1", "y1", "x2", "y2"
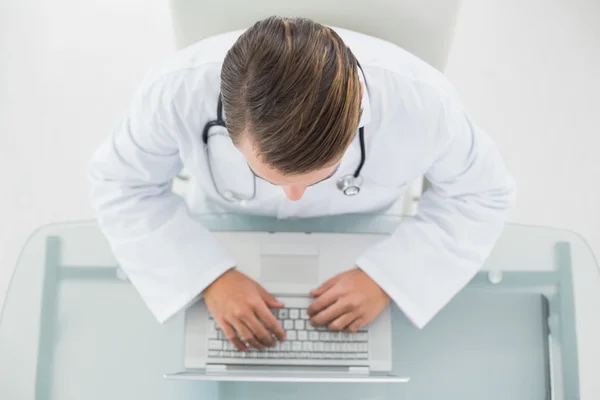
[
  {"x1": 143, "y1": 26, "x2": 452, "y2": 96},
  {"x1": 141, "y1": 30, "x2": 245, "y2": 87},
  {"x1": 335, "y1": 27, "x2": 454, "y2": 99}
]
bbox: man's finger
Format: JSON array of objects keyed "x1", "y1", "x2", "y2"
[
  {"x1": 242, "y1": 313, "x2": 275, "y2": 347},
  {"x1": 346, "y1": 317, "x2": 365, "y2": 333},
  {"x1": 310, "y1": 275, "x2": 340, "y2": 297},
  {"x1": 310, "y1": 299, "x2": 353, "y2": 327},
  {"x1": 257, "y1": 284, "x2": 285, "y2": 308},
  {"x1": 220, "y1": 321, "x2": 247, "y2": 351},
  {"x1": 232, "y1": 320, "x2": 264, "y2": 350},
  {"x1": 255, "y1": 303, "x2": 286, "y2": 341},
  {"x1": 307, "y1": 286, "x2": 338, "y2": 317},
  {"x1": 329, "y1": 311, "x2": 359, "y2": 331}
]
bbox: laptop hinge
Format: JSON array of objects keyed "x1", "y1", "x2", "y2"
[
  {"x1": 206, "y1": 364, "x2": 227, "y2": 372},
  {"x1": 348, "y1": 366, "x2": 370, "y2": 375}
]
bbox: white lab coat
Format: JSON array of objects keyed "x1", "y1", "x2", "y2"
[{"x1": 87, "y1": 28, "x2": 516, "y2": 328}]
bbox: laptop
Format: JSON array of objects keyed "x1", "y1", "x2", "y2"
[{"x1": 165, "y1": 231, "x2": 409, "y2": 383}]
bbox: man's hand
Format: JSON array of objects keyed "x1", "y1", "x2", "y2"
[
  {"x1": 307, "y1": 268, "x2": 389, "y2": 332},
  {"x1": 203, "y1": 269, "x2": 286, "y2": 351}
]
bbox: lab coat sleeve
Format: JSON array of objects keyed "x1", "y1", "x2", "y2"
[
  {"x1": 355, "y1": 91, "x2": 516, "y2": 329},
  {"x1": 87, "y1": 74, "x2": 236, "y2": 324}
]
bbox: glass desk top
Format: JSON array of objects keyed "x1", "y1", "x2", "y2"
[{"x1": 1, "y1": 214, "x2": 599, "y2": 399}]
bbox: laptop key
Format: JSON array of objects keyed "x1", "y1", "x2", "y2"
[
  {"x1": 208, "y1": 340, "x2": 223, "y2": 350},
  {"x1": 205, "y1": 306, "x2": 374, "y2": 363},
  {"x1": 207, "y1": 325, "x2": 218, "y2": 339}
]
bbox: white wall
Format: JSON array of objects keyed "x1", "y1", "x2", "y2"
[
  {"x1": 0, "y1": 0, "x2": 176, "y2": 303},
  {"x1": 1, "y1": 0, "x2": 599, "y2": 311},
  {"x1": 445, "y1": 0, "x2": 600, "y2": 247}
]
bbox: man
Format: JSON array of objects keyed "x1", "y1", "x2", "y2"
[{"x1": 88, "y1": 17, "x2": 515, "y2": 351}]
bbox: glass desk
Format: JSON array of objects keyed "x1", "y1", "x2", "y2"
[{"x1": 1, "y1": 215, "x2": 599, "y2": 399}]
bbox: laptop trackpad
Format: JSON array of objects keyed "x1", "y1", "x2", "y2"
[{"x1": 260, "y1": 244, "x2": 319, "y2": 284}]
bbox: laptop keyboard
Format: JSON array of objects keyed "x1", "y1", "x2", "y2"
[{"x1": 207, "y1": 307, "x2": 368, "y2": 360}]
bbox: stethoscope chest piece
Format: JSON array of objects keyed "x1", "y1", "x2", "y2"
[{"x1": 337, "y1": 174, "x2": 363, "y2": 196}]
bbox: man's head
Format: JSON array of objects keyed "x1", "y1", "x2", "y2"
[{"x1": 221, "y1": 16, "x2": 363, "y2": 201}]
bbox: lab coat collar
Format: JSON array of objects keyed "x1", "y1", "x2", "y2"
[{"x1": 358, "y1": 65, "x2": 372, "y2": 128}]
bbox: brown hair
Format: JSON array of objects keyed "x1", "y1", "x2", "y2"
[{"x1": 220, "y1": 16, "x2": 362, "y2": 175}]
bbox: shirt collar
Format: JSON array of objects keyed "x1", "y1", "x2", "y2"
[{"x1": 357, "y1": 65, "x2": 372, "y2": 128}]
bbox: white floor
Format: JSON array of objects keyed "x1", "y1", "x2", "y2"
[{"x1": 1, "y1": 0, "x2": 599, "y2": 316}]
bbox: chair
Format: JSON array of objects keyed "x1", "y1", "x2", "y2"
[{"x1": 169, "y1": 0, "x2": 462, "y2": 215}]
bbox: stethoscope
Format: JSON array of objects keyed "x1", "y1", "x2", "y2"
[{"x1": 202, "y1": 64, "x2": 367, "y2": 203}]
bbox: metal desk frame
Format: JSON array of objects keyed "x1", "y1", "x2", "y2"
[{"x1": 35, "y1": 226, "x2": 579, "y2": 399}]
